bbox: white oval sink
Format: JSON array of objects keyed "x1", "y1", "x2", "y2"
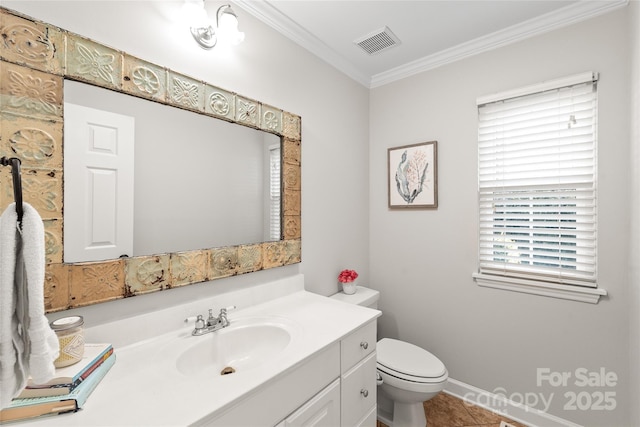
[{"x1": 176, "y1": 317, "x2": 297, "y2": 376}]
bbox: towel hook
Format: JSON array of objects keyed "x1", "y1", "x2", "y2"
[{"x1": 0, "y1": 156, "x2": 24, "y2": 225}]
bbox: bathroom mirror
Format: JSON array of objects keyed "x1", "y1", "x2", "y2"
[
  {"x1": 63, "y1": 80, "x2": 281, "y2": 263},
  {"x1": 0, "y1": 6, "x2": 302, "y2": 311}
]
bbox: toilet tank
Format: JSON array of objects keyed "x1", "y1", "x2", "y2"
[{"x1": 330, "y1": 286, "x2": 380, "y2": 309}]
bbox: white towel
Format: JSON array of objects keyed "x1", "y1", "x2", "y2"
[{"x1": 0, "y1": 203, "x2": 59, "y2": 409}]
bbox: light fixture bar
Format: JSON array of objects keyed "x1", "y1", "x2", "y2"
[{"x1": 191, "y1": 25, "x2": 217, "y2": 49}]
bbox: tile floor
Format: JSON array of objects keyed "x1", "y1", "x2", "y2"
[{"x1": 377, "y1": 392, "x2": 529, "y2": 427}]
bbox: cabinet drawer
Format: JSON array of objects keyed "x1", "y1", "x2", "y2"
[
  {"x1": 341, "y1": 352, "x2": 377, "y2": 427},
  {"x1": 341, "y1": 321, "x2": 376, "y2": 374},
  {"x1": 354, "y1": 406, "x2": 377, "y2": 427},
  {"x1": 283, "y1": 379, "x2": 340, "y2": 427}
]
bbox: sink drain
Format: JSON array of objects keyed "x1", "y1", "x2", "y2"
[{"x1": 220, "y1": 366, "x2": 236, "y2": 375}]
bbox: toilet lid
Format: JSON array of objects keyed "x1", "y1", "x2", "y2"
[{"x1": 377, "y1": 338, "x2": 446, "y2": 379}]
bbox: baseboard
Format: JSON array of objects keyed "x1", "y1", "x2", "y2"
[{"x1": 444, "y1": 378, "x2": 583, "y2": 427}]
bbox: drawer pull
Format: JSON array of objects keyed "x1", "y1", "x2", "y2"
[
  {"x1": 360, "y1": 389, "x2": 369, "y2": 398},
  {"x1": 360, "y1": 341, "x2": 369, "y2": 350}
]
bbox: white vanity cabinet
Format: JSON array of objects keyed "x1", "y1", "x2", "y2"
[
  {"x1": 342, "y1": 353, "x2": 377, "y2": 426},
  {"x1": 21, "y1": 281, "x2": 382, "y2": 427},
  {"x1": 340, "y1": 321, "x2": 377, "y2": 427},
  {"x1": 277, "y1": 379, "x2": 341, "y2": 427},
  {"x1": 276, "y1": 319, "x2": 378, "y2": 427}
]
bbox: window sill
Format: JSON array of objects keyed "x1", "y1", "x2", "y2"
[{"x1": 472, "y1": 273, "x2": 607, "y2": 304}]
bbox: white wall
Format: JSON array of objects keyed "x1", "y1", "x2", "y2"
[
  {"x1": 370, "y1": 8, "x2": 631, "y2": 426},
  {"x1": 3, "y1": 0, "x2": 370, "y2": 320}
]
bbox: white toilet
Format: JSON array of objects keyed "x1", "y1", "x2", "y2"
[{"x1": 331, "y1": 286, "x2": 448, "y2": 427}]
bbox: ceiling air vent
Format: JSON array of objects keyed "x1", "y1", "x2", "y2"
[{"x1": 354, "y1": 26, "x2": 401, "y2": 55}]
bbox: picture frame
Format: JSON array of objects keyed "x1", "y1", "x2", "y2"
[{"x1": 388, "y1": 141, "x2": 438, "y2": 209}]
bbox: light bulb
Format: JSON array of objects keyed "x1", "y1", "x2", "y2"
[
  {"x1": 182, "y1": 0, "x2": 210, "y2": 29},
  {"x1": 217, "y1": 7, "x2": 245, "y2": 46}
]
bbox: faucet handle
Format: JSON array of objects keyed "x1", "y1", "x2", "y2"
[
  {"x1": 185, "y1": 314, "x2": 206, "y2": 335},
  {"x1": 184, "y1": 314, "x2": 206, "y2": 329},
  {"x1": 220, "y1": 305, "x2": 237, "y2": 314},
  {"x1": 195, "y1": 314, "x2": 205, "y2": 329},
  {"x1": 218, "y1": 305, "x2": 236, "y2": 327}
]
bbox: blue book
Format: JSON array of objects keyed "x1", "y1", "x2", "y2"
[
  {"x1": 0, "y1": 352, "x2": 116, "y2": 422},
  {"x1": 26, "y1": 343, "x2": 113, "y2": 388},
  {"x1": 18, "y1": 344, "x2": 114, "y2": 398}
]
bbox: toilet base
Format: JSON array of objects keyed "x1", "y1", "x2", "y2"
[
  {"x1": 377, "y1": 403, "x2": 427, "y2": 427},
  {"x1": 392, "y1": 402, "x2": 427, "y2": 427},
  {"x1": 377, "y1": 390, "x2": 429, "y2": 427}
]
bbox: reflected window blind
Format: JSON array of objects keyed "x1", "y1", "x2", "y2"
[
  {"x1": 477, "y1": 74, "x2": 598, "y2": 287},
  {"x1": 269, "y1": 146, "x2": 281, "y2": 240}
]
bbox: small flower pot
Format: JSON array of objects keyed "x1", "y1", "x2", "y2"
[{"x1": 341, "y1": 281, "x2": 357, "y2": 295}]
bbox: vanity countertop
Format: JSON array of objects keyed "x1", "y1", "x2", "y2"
[{"x1": 19, "y1": 288, "x2": 380, "y2": 426}]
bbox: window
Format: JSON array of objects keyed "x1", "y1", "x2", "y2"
[
  {"x1": 473, "y1": 72, "x2": 606, "y2": 303},
  {"x1": 269, "y1": 144, "x2": 281, "y2": 241}
]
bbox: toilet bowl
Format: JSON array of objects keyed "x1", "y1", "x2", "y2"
[
  {"x1": 331, "y1": 286, "x2": 448, "y2": 427},
  {"x1": 377, "y1": 337, "x2": 448, "y2": 426}
]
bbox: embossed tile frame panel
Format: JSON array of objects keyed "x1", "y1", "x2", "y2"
[{"x1": 0, "y1": 7, "x2": 302, "y2": 312}]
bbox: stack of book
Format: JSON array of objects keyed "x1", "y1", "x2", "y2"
[{"x1": 0, "y1": 343, "x2": 115, "y2": 423}]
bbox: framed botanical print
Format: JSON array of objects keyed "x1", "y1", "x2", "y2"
[{"x1": 388, "y1": 141, "x2": 438, "y2": 209}]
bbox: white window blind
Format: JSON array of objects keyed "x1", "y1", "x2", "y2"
[
  {"x1": 269, "y1": 145, "x2": 281, "y2": 240},
  {"x1": 476, "y1": 73, "x2": 598, "y2": 289}
]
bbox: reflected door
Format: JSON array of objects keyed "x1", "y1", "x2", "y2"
[{"x1": 64, "y1": 103, "x2": 135, "y2": 262}]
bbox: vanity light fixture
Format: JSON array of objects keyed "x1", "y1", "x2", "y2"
[{"x1": 184, "y1": 0, "x2": 245, "y2": 50}]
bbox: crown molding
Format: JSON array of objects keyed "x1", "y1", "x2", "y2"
[
  {"x1": 234, "y1": 0, "x2": 629, "y2": 89},
  {"x1": 370, "y1": 0, "x2": 628, "y2": 88},
  {"x1": 233, "y1": 0, "x2": 371, "y2": 86}
]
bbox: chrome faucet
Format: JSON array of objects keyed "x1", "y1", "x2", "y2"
[
  {"x1": 187, "y1": 305, "x2": 236, "y2": 336},
  {"x1": 218, "y1": 307, "x2": 231, "y2": 328}
]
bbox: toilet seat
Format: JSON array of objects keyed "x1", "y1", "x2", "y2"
[{"x1": 377, "y1": 338, "x2": 447, "y2": 383}]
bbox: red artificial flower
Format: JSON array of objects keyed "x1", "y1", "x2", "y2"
[{"x1": 338, "y1": 269, "x2": 359, "y2": 283}]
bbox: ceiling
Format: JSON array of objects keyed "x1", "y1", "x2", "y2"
[{"x1": 234, "y1": 0, "x2": 627, "y2": 88}]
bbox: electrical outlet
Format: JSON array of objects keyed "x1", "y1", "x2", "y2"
[{"x1": 500, "y1": 422, "x2": 517, "y2": 427}]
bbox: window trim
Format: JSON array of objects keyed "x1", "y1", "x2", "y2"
[
  {"x1": 476, "y1": 71, "x2": 598, "y2": 106},
  {"x1": 474, "y1": 72, "x2": 607, "y2": 304},
  {"x1": 472, "y1": 272, "x2": 606, "y2": 304}
]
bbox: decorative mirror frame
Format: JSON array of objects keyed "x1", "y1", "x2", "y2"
[{"x1": 0, "y1": 7, "x2": 302, "y2": 312}]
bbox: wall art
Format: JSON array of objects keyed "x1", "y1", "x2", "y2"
[{"x1": 388, "y1": 141, "x2": 438, "y2": 209}]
